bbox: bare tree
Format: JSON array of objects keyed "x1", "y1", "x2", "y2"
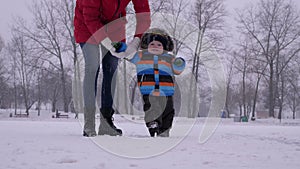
[
  {"x1": 224, "y1": 56, "x2": 235, "y2": 117},
  {"x1": 8, "y1": 35, "x2": 36, "y2": 115},
  {"x1": 0, "y1": 36, "x2": 11, "y2": 109},
  {"x1": 39, "y1": 68, "x2": 62, "y2": 113},
  {"x1": 285, "y1": 66, "x2": 300, "y2": 119},
  {"x1": 187, "y1": 0, "x2": 227, "y2": 117},
  {"x1": 249, "y1": 53, "x2": 268, "y2": 120},
  {"x1": 237, "y1": 0, "x2": 300, "y2": 118},
  {"x1": 56, "y1": 0, "x2": 83, "y2": 114},
  {"x1": 14, "y1": 0, "x2": 72, "y2": 112},
  {"x1": 0, "y1": 36, "x2": 6, "y2": 78},
  {"x1": 158, "y1": 0, "x2": 193, "y2": 54},
  {"x1": 232, "y1": 40, "x2": 253, "y2": 118}
]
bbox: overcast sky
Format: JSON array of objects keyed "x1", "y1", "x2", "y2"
[
  {"x1": 0, "y1": 0, "x2": 300, "y2": 42},
  {"x1": 0, "y1": 0, "x2": 32, "y2": 41}
]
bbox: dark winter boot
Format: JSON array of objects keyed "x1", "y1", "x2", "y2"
[
  {"x1": 147, "y1": 121, "x2": 159, "y2": 137},
  {"x1": 158, "y1": 128, "x2": 170, "y2": 137},
  {"x1": 83, "y1": 107, "x2": 97, "y2": 137},
  {"x1": 83, "y1": 131, "x2": 97, "y2": 137},
  {"x1": 98, "y1": 108, "x2": 122, "y2": 136}
]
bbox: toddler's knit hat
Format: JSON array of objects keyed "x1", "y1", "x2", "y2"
[{"x1": 140, "y1": 28, "x2": 174, "y2": 52}]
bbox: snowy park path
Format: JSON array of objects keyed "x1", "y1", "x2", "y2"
[{"x1": 1, "y1": 115, "x2": 300, "y2": 169}]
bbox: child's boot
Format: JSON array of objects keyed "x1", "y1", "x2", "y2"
[
  {"x1": 147, "y1": 121, "x2": 159, "y2": 137},
  {"x1": 158, "y1": 128, "x2": 170, "y2": 137}
]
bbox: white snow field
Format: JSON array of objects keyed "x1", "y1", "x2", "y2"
[{"x1": 0, "y1": 110, "x2": 300, "y2": 169}]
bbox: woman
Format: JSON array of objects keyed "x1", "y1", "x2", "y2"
[{"x1": 74, "y1": 0, "x2": 151, "y2": 137}]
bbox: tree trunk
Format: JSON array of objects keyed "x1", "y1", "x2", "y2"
[
  {"x1": 252, "y1": 74, "x2": 261, "y2": 120},
  {"x1": 13, "y1": 71, "x2": 17, "y2": 116},
  {"x1": 60, "y1": 67, "x2": 68, "y2": 112},
  {"x1": 293, "y1": 107, "x2": 296, "y2": 119},
  {"x1": 269, "y1": 62, "x2": 275, "y2": 117},
  {"x1": 37, "y1": 71, "x2": 41, "y2": 116},
  {"x1": 242, "y1": 68, "x2": 246, "y2": 117},
  {"x1": 52, "y1": 100, "x2": 56, "y2": 113},
  {"x1": 239, "y1": 102, "x2": 242, "y2": 118},
  {"x1": 51, "y1": 87, "x2": 57, "y2": 112},
  {"x1": 278, "y1": 74, "x2": 285, "y2": 121}
]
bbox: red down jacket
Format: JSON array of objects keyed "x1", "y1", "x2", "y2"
[{"x1": 74, "y1": 0, "x2": 151, "y2": 44}]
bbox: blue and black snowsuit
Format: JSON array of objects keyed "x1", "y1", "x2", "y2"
[{"x1": 129, "y1": 50, "x2": 185, "y2": 133}]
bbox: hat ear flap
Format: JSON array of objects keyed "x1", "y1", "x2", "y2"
[
  {"x1": 140, "y1": 33, "x2": 150, "y2": 50},
  {"x1": 166, "y1": 35, "x2": 174, "y2": 52}
]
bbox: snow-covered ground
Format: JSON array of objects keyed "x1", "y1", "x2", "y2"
[{"x1": 1, "y1": 109, "x2": 300, "y2": 169}]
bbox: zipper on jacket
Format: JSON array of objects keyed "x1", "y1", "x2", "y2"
[{"x1": 140, "y1": 74, "x2": 144, "y2": 87}]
